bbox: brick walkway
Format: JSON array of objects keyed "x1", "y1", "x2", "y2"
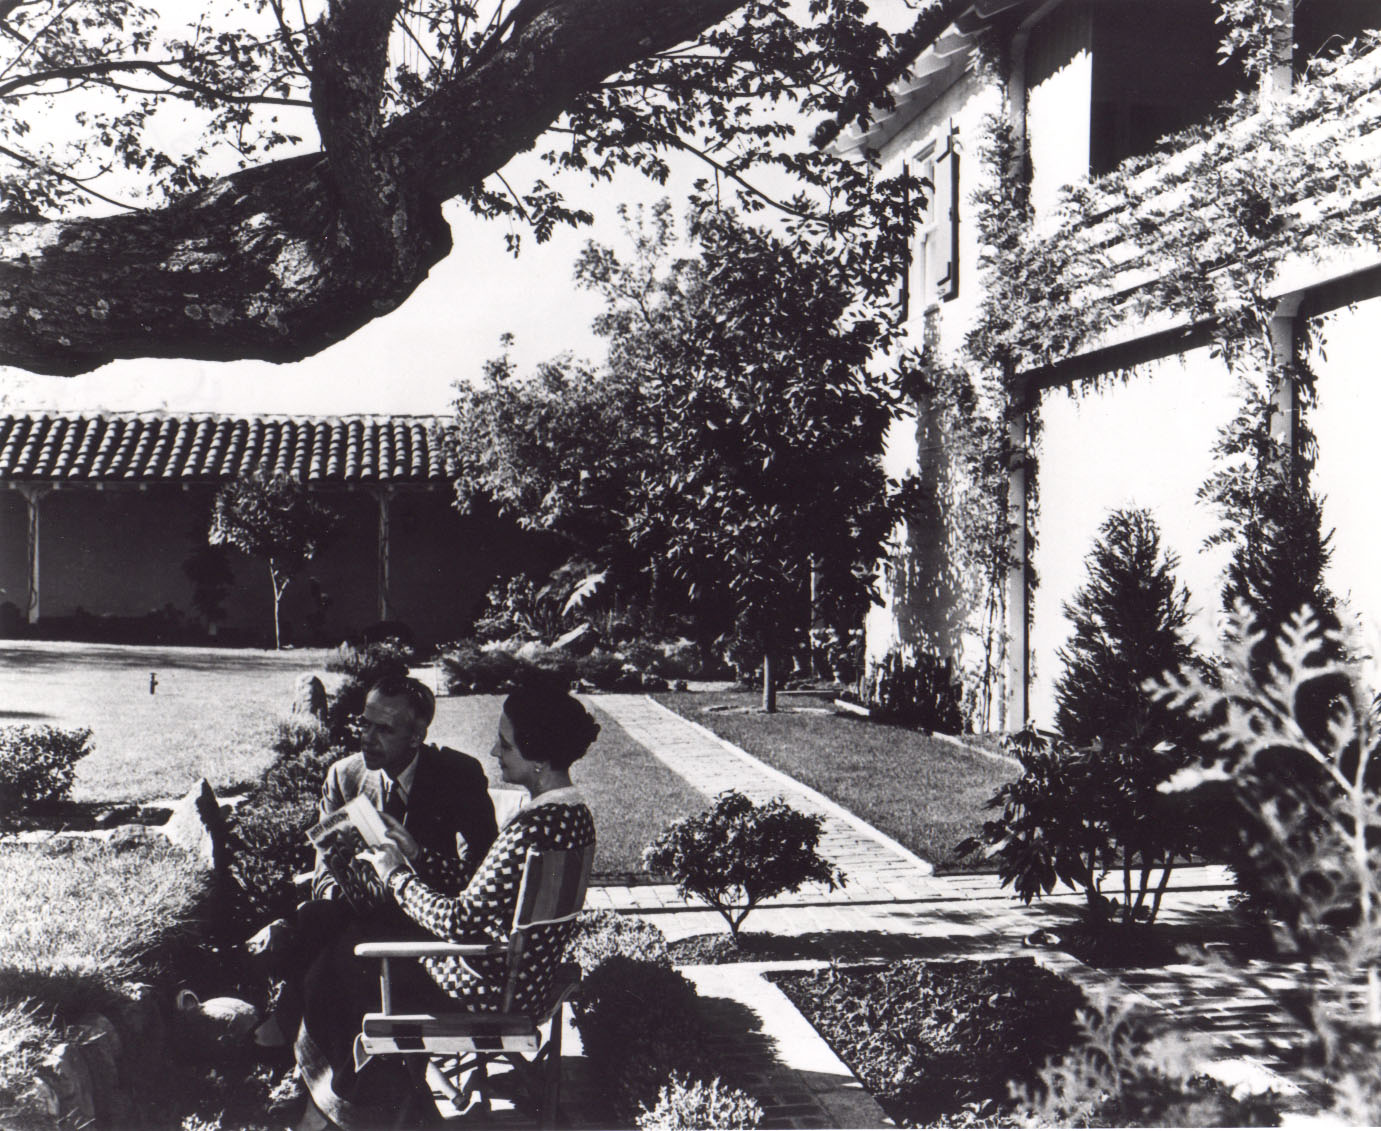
[{"x1": 465, "y1": 695, "x2": 1319, "y2": 1129}]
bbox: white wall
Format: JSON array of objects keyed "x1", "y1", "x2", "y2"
[
  {"x1": 1030, "y1": 350, "x2": 1238, "y2": 725},
  {"x1": 1311, "y1": 298, "x2": 1381, "y2": 637}
]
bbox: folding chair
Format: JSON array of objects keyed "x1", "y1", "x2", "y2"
[{"x1": 354, "y1": 844, "x2": 594, "y2": 1128}]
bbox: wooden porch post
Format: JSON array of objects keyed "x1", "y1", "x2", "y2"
[
  {"x1": 374, "y1": 486, "x2": 394, "y2": 623},
  {"x1": 1006, "y1": 382, "x2": 1030, "y2": 731},
  {"x1": 18, "y1": 485, "x2": 50, "y2": 625}
]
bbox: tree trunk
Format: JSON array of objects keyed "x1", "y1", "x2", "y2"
[
  {"x1": 762, "y1": 650, "x2": 776, "y2": 713},
  {"x1": 0, "y1": 0, "x2": 746, "y2": 376},
  {"x1": 270, "y1": 565, "x2": 284, "y2": 651}
]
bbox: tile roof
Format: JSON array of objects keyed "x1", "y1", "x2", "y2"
[{"x1": 0, "y1": 413, "x2": 457, "y2": 484}]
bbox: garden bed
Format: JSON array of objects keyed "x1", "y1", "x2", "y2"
[{"x1": 768, "y1": 958, "x2": 1087, "y2": 1127}]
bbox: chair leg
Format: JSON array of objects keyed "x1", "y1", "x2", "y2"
[
  {"x1": 539, "y1": 1006, "x2": 564, "y2": 1131},
  {"x1": 399, "y1": 1056, "x2": 443, "y2": 1129}
]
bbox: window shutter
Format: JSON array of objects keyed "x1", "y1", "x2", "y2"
[{"x1": 931, "y1": 131, "x2": 960, "y2": 302}]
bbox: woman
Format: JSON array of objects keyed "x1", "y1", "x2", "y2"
[{"x1": 294, "y1": 685, "x2": 599, "y2": 1130}]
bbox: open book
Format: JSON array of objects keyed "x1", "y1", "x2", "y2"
[{"x1": 307, "y1": 794, "x2": 412, "y2": 912}]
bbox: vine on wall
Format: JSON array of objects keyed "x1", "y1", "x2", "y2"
[{"x1": 898, "y1": 18, "x2": 1381, "y2": 730}]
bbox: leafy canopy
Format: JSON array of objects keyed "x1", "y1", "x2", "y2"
[
  {"x1": 453, "y1": 201, "x2": 902, "y2": 663},
  {"x1": 2, "y1": 0, "x2": 920, "y2": 241}
]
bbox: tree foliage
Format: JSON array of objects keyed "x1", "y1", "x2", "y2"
[
  {"x1": 454, "y1": 203, "x2": 901, "y2": 704},
  {"x1": 1, "y1": 0, "x2": 925, "y2": 375},
  {"x1": 209, "y1": 474, "x2": 340, "y2": 648}
]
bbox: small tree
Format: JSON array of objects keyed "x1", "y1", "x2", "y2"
[
  {"x1": 642, "y1": 790, "x2": 844, "y2": 940},
  {"x1": 209, "y1": 475, "x2": 340, "y2": 649},
  {"x1": 1054, "y1": 508, "x2": 1198, "y2": 751}
]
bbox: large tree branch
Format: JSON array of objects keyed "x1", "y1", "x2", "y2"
[{"x1": 0, "y1": 0, "x2": 744, "y2": 376}]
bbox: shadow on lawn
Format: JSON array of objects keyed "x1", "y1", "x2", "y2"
[
  {"x1": 0, "y1": 709, "x2": 53, "y2": 720},
  {"x1": 0, "y1": 643, "x2": 324, "y2": 675}
]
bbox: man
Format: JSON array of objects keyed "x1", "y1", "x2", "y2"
[
  {"x1": 313, "y1": 674, "x2": 498, "y2": 912},
  {"x1": 249, "y1": 675, "x2": 497, "y2": 1040}
]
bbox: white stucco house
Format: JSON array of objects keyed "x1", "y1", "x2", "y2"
[{"x1": 843, "y1": 0, "x2": 1381, "y2": 730}]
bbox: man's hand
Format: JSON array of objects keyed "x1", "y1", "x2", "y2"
[
  {"x1": 357, "y1": 841, "x2": 409, "y2": 882},
  {"x1": 378, "y1": 812, "x2": 420, "y2": 861}
]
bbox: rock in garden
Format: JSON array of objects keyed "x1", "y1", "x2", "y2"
[
  {"x1": 113, "y1": 983, "x2": 164, "y2": 1069},
  {"x1": 291, "y1": 673, "x2": 328, "y2": 720},
  {"x1": 74, "y1": 1013, "x2": 120, "y2": 1119},
  {"x1": 175, "y1": 990, "x2": 260, "y2": 1055},
  {"x1": 37, "y1": 1042, "x2": 96, "y2": 1126},
  {"x1": 160, "y1": 779, "x2": 226, "y2": 867}
]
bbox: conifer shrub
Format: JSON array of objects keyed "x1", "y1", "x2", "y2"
[
  {"x1": 1053, "y1": 508, "x2": 1198, "y2": 751},
  {"x1": 439, "y1": 639, "x2": 523, "y2": 693},
  {"x1": 0, "y1": 725, "x2": 93, "y2": 823},
  {"x1": 643, "y1": 790, "x2": 844, "y2": 939}
]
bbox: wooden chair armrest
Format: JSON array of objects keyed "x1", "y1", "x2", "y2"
[{"x1": 354, "y1": 940, "x2": 502, "y2": 960}]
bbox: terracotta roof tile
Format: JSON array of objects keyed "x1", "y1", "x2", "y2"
[{"x1": 0, "y1": 413, "x2": 457, "y2": 484}]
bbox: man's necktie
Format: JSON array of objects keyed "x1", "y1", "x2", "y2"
[{"x1": 381, "y1": 780, "x2": 407, "y2": 822}]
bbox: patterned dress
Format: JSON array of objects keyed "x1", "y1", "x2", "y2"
[{"x1": 386, "y1": 787, "x2": 596, "y2": 1013}]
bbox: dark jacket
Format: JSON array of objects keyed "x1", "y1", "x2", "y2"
[{"x1": 312, "y1": 744, "x2": 498, "y2": 903}]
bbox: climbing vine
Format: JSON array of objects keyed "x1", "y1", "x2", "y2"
[{"x1": 904, "y1": 19, "x2": 1381, "y2": 729}]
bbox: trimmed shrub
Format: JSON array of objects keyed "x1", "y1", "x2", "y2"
[
  {"x1": 571, "y1": 956, "x2": 716, "y2": 1124},
  {"x1": 325, "y1": 638, "x2": 413, "y2": 679},
  {"x1": 956, "y1": 728, "x2": 1198, "y2": 929},
  {"x1": 637, "y1": 1075, "x2": 763, "y2": 1130},
  {"x1": 565, "y1": 910, "x2": 671, "y2": 974},
  {"x1": 643, "y1": 791, "x2": 844, "y2": 939},
  {"x1": 0, "y1": 725, "x2": 93, "y2": 820}
]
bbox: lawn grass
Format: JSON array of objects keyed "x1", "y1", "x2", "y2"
[
  {"x1": 0, "y1": 836, "x2": 211, "y2": 1130},
  {"x1": 0, "y1": 838, "x2": 208, "y2": 987},
  {"x1": 655, "y1": 690, "x2": 1019, "y2": 871},
  {"x1": 431, "y1": 694, "x2": 711, "y2": 878},
  {"x1": 0, "y1": 640, "x2": 334, "y2": 803}
]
